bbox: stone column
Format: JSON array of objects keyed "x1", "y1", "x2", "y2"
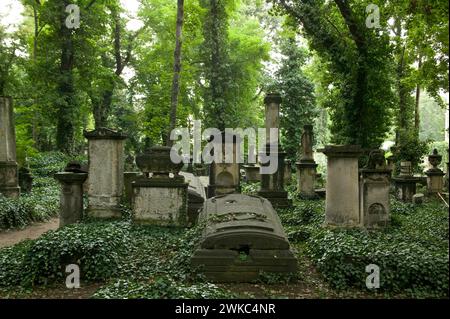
[
  {"x1": 0, "y1": 97, "x2": 20, "y2": 198},
  {"x1": 258, "y1": 93, "x2": 291, "y2": 208},
  {"x1": 84, "y1": 128, "x2": 127, "y2": 218},
  {"x1": 320, "y1": 145, "x2": 363, "y2": 227},
  {"x1": 425, "y1": 149, "x2": 445, "y2": 195},
  {"x1": 54, "y1": 169, "x2": 88, "y2": 228},
  {"x1": 359, "y1": 150, "x2": 392, "y2": 228},
  {"x1": 296, "y1": 125, "x2": 318, "y2": 199}
]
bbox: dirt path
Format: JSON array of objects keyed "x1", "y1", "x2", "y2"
[{"x1": 0, "y1": 218, "x2": 59, "y2": 248}]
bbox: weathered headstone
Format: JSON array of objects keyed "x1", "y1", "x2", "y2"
[
  {"x1": 132, "y1": 146, "x2": 188, "y2": 226},
  {"x1": 207, "y1": 132, "x2": 240, "y2": 198},
  {"x1": 320, "y1": 145, "x2": 363, "y2": 227},
  {"x1": 54, "y1": 163, "x2": 88, "y2": 227},
  {"x1": 296, "y1": 125, "x2": 318, "y2": 199},
  {"x1": 0, "y1": 97, "x2": 20, "y2": 198},
  {"x1": 18, "y1": 167, "x2": 33, "y2": 193},
  {"x1": 180, "y1": 171, "x2": 206, "y2": 226},
  {"x1": 425, "y1": 149, "x2": 445, "y2": 195},
  {"x1": 360, "y1": 149, "x2": 392, "y2": 228},
  {"x1": 191, "y1": 194, "x2": 297, "y2": 282},
  {"x1": 258, "y1": 93, "x2": 291, "y2": 208},
  {"x1": 123, "y1": 172, "x2": 140, "y2": 205},
  {"x1": 84, "y1": 128, "x2": 127, "y2": 218},
  {"x1": 392, "y1": 160, "x2": 421, "y2": 202}
]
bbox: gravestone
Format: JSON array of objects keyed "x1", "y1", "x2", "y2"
[
  {"x1": 123, "y1": 172, "x2": 140, "y2": 204},
  {"x1": 392, "y1": 160, "x2": 421, "y2": 202},
  {"x1": 207, "y1": 132, "x2": 240, "y2": 198},
  {"x1": 54, "y1": 163, "x2": 88, "y2": 227},
  {"x1": 18, "y1": 167, "x2": 33, "y2": 193},
  {"x1": 84, "y1": 128, "x2": 127, "y2": 218},
  {"x1": 132, "y1": 146, "x2": 188, "y2": 226},
  {"x1": 320, "y1": 145, "x2": 363, "y2": 227},
  {"x1": 257, "y1": 93, "x2": 291, "y2": 208},
  {"x1": 0, "y1": 96, "x2": 20, "y2": 198},
  {"x1": 296, "y1": 125, "x2": 318, "y2": 199},
  {"x1": 191, "y1": 194, "x2": 297, "y2": 282},
  {"x1": 425, "y1": 149, "x2": 445, "y2": 195},
  {"x1": 359, "y1": 150, "x2": 392, "y2": 228},
  {"x1": 284, "y1": 159, "x2": 292, "y2": 185},
  {"x1": 180, "y1": 171, "x2": 206, "y2": 226}
]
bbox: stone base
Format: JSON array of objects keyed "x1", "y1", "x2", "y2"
[
  {"x1": 296, "y1": 162, "x2": 318, "y2": 200},
  {"x1": 0, "y1": 186, "x2": 20, "y2": 198},
  {"x1": 425, "y1": 170, "x2": 445, "y2": 195},
  {"x1": 86, "y1": 206, "x2": 122, "y2": 219},
  {"x1": 393, "y1": 177, "x2": 420, "y2": 202},
  {"x1": 132, "y1": 177, "x2": 188, "y2": 227},
  {"x1": 257, "y1": 190, "x2": 291, "y2": 208}
]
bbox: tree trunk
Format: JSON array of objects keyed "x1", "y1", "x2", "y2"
[
  {"x1": 56, "y1": 0, "x2": 75, "y2": 154},
  {"x1": 414, "y1": 54, "x2": 422, "y2": 133},
  {"x1": 166, "y1": 0, "x2": 185, "y2": 146}
]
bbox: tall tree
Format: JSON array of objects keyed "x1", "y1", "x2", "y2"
[{"x1": 166, "y1": 0, "x2": 185, "y2": 146}]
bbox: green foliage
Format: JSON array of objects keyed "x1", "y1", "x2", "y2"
[
  {"x1": 92, "y1": 277, "x2": 235, "y2": 299},
  {"x1": 392, "y1": 129, "x2": 429, "y2": 171},
  {"x1": 0, "y1": 181, "x2": 59, "y2": 230},
  {"x1": 28, "y1": 151, "x2": 87, "y2": 177},
  {"x1": 281, "y1": 199, "x2": 449, "y2": 297}
]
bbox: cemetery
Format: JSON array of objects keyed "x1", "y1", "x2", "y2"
[{"x1": 0, "y1": 0, "x2": 449, "y2": 300}]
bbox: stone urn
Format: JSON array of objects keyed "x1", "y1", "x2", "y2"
[
  {"x1": 428, "y1": 149, "x2": 442, "y2": 171},
  {"x1": 136, "y1": 146, "x2": 183, "y2": 177}
]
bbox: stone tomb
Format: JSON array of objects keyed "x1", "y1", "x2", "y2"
[
  {"x1": 180, "y1": 171, "x2": 207, "y2": 226},
  {"x1": 392, "y1": 161, "x2": 421, "y2": 202},
  {"x1": 191, "y1": 194, "x2": 297, "y2": 282},
  {"x1": 359, "y1": 150, "x2": 392, "y2": 228},
  {"x1": 132, "y1": 146, "x2": 188, "y2": 226},
  {"x1": 0, "y1": 96, "x2": 20, "y2": 198}
]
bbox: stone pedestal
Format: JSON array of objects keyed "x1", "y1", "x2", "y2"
[
  {"x1": 84, "y1": 128, "x2": 127, "y2": 218},
  {"x1": 425, "y1": 149, "x2": 445, "y2": 195},
  {"x1": 296, "y1": 162, "x2": 318, "y2": 199},
  {"x1": 320, "y1": 145, "x2": 363, "y2": 227},
  {"x1": 296, "y1": 125, "x2": 318, "y2": 199},
  {"x1": 123, "y1": 172, "x2": 139, "y2": 204},
  {"x1": 392, "y1": 177, "x2": 420, "y2": 202},
  {"x1": 360, "y1": 168, "x2": 391, "y2": 228},
  {"x1": 0, "y1": 97, "x2": 20, "y2": 198},
  {"x1": 207, "y1": 132, "x2": 240, "y2": 198},
  {"x1": 258, "y1": 144, "x2": 291, "y2": 208},
  {"x1": 132, "y1": 146, "x2": 188, "y2": 226},
  {"x1": 54, "y1": 172, "x2": 88, "y2": 227},
  {"x1": 18, "y1": 167, "x2": 33, "y2": 193},
  {"x1": 243, "y1": 164, "x2": 261, "y2": 182},
  {"x1": 132, "y1": 176, "x2": 188, "y2": 226}
]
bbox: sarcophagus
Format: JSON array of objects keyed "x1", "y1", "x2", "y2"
[{"x1": 191, "y1": 194, "x2": 297, "y2": 282}]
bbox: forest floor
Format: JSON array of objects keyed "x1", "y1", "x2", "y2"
[{"x1": 0, "y1": 218, "x2": 59, "y2": 249}]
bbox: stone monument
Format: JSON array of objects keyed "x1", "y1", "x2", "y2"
[
  {"x1": 84, "y1": 127, "x2": 127, "y2": 218},
  {"x1": 296, "y1": 125, "x2": 318, "y2": 199},
  {"x1": 359, "y1": 149, "x2": 392, "y2": 228},
  {"x1": 132, "y1": 146, "x2": 188, "y2": 226},
  {"x1": 392, "y1": 160, "x2": 421, "y2": 202},
  {"x1": 320, "y1": 145, "x2": 363, "y2": 227},
  {"x1": 425, "y1": 149, "x2": 445, "y2": 195},
  {"x1": 207, "y1": 132, "x2": 240, "y2": 198},
  {"x1": 0, "y1": 96, "x2": 20, "y2": 198},
  {"x1": 18, "y1": 166, "x2": 33, "y2": 193},
  {"x1": 257, "y1": 93, "x2": 291, "y2": 208},
  {"x1": 54, "y1": 162, "x2": 88, "y2": 227},
  {"x1": 123, "y1": 171, "x2": 140, "y2": 205},
  {"x1": 191, "y1": 194, "x2": 297, "y2": 282}
]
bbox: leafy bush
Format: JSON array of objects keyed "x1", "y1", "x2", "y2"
[
  {"x1": 286, "y1": 199, "x2": 449, "y2": 297},
  {"x1": 92, "y1": 277, "x2": 235, "y2": 299},
  {"x1": 0, "y1": 179, "x2": 59, "y2": 230},
  {"x1": 28, "y1": 152, "x2": 87, "y2": 178}
]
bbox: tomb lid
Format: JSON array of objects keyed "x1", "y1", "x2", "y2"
[
  {"x1": 83, "y1": 127, "x2": 127, "y2": 140},
  {"x1": 199, "y1": 194, "x2": 290, "y2": 250}
]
